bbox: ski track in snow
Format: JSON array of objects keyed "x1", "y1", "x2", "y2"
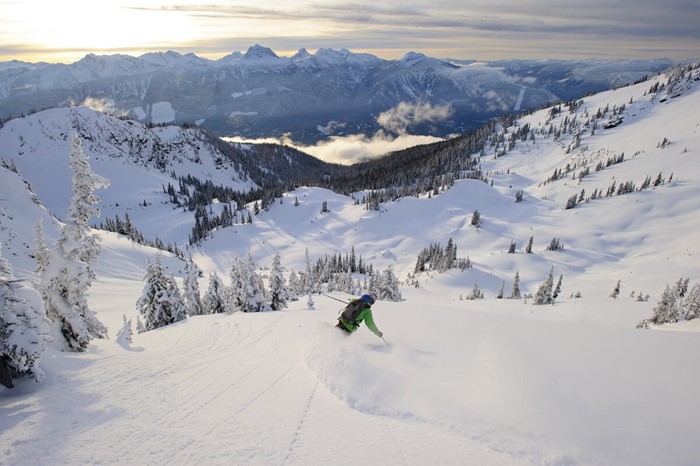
[{"x1": 282, "y1": 381, "x2": 318, "y2": 466}]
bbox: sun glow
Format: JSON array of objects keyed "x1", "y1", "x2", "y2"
[{"x1": 5, "y1": 0, "x2": 194, "y2": 60}]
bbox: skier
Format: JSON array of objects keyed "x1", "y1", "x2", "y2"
[{"x1": 336, "y1": 294, "x2": 383, "y2": 338}]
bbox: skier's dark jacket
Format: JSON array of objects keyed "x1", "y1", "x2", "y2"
[{"x1": 337, "y1": 299, "x2": 381, "y2": 336}]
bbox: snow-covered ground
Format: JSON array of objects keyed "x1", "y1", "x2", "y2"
[{"x1": 2, "y1": 65, "x2": 700, "y2": 465}]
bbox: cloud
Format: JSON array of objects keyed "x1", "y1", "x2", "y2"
[
  {"x1": 303, "y1": 131, "x2": 444, "y2": 164},
  {"x1": 225, "y1": 131, "x2": 444, "y2": 165},
  {"x1": 223, "y1": 101, "x2": 454, "y2": 164},
  {"x1": 377, "y1": 102, "x2": 454, "y2": 135},
  {"x1": 80, "y1": 97, "x2": 125, "y2": 115}
]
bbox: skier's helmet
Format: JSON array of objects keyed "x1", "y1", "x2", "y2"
[{"x1": 360, "y1": 294, "x2": 375, "y2": 305}]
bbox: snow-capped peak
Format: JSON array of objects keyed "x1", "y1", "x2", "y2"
[
  {"x1": 401, "y1": 51, "x2": 427, "y2": 62},
  {"x1": 244, "y1": 44, "x2": 279, "y2": 60},
  {"x1": 292, "y1": 48, "x2": 312, "y2": 60}
]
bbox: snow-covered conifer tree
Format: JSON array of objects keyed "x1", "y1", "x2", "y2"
[
  {"x1": 38, "y1": 134, "x2": 109, "y2": 351},
  {"x1": 202, "y1": 272, "x2": 227, "y2": 314},
  {"x1": 166, "y1": 273, "x2": 187, "y2": 323},
  {"x1": 470, "y1": 209, "x2": 482, "y2": 228},
  {"x1": 375, "y1": 265, "x2": 402, "y2": 301},
  {"x1": 135, "y1": 316, "x2": 145, "y2": 333},
  {"x1": 115, "y1": 314, "x2": 133, "y2": 348},
  {"x1": 1, "y1": 242, "x2": 51, "y2": 382},
  {"x1": 468, "y1": 282, "x2": 484, "y2": 300},
  {"x1": 183, "y1": 261, "x2": 204, "y2": 316},
  {"x1": 287, "y1": 270, "x2": 301, "y2": 301},
  {"x1": 229, "y1": 254, "x2": 270, "y2": 312},
  {"x1": 303, "y1": 247, "x2": 313, "y2": 294},
  {"x1": 227, "y1": 256, "x2": 246, "y2": 312},
  {"x1": 553, "y1": 274, "x2": 563, "y2": 300},
  {"x1": 245, "y1": 254, "x2": 270, "y2": 312},
  {"x1": 33, "y1": 219, "x2": 50, "y2": 275},
  {"x1": 269, "y1": 253, "x2": 289, "y2": 311},
  {"x1": 650, "y1": 284, "x2": 678, "y2": 324},
  {"x1": 497, "y1": 280, "x2": 505, "y2": 299},
  {"x1": 509, "y1": 271, "x2": 522, "y2": 299},
  {"x1": 533, "y1": 268, "x2": 555, "y2": 305},
  {"x1": 675, "y1": 277, "x2": 690, "y2": 298},
  {"x1": 610, "y1": 279, "x2": 621, "y2": 299},
  {"x1": 682, "y1": 283, "x2": 700, "y2": 320},
  {"x1": 136, "y1": 254, "x2": 185, "y2": 331}
]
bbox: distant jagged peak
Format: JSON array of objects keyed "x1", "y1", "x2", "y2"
[
  {"x1": 75, "y1": 52, "x2": 136, "y2": 65},
  {"x1": 401, "y1": 51, "x2": 428, "y2": 62},
  {"x1": 139, "y1": 50, "x2": 206, "y2": 66},
  {"x1": 217, "y1": 51, "x2": 243, "y2": 62},
  {"x1": 292, "y1": 48, "x2": 312, "y2": 60},
  {"x1": 72, "y1": 52, "x2": 148, "y2": 76},
  {"x1": 244, "y1": 44, "x2": 280, "y2": 60},
  {"x1": 396, "y1": 50, "x2": 457, "y2": 69},
  {"x1": 313, "y1": 47, "x2": 383, "y2": 66}
]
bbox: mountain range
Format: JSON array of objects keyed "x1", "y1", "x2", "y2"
[{"x1": 0, "y1": 46, "x2": 674, "y2": 142}]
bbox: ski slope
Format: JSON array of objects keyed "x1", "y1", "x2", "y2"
[{"x1": 3, "y1": 253, "x2": 699, "y2": 465}]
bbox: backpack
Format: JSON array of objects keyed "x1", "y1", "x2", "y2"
[{"x1": 340, "y1": 299, "x2": 366, "y2": 324}]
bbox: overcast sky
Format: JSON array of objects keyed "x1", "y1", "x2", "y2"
[{"x1": 1, "y1": 0, "x2": 698, "y2": 63}]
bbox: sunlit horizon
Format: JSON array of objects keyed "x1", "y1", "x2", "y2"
[{"x1": 1, "y1": 0, "x2": 698, "y2": 64}]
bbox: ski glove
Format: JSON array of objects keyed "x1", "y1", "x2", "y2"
[{"x1": 377, "y1": 331, "x2": 383, "y2": 338}]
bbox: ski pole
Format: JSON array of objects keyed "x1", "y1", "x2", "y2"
[
  {"x1": 321, "y1": 293, "x2": 349, "y2": 304},
  {"x1": 381, "y1": 336, "x2": 391, "y2": 347}
]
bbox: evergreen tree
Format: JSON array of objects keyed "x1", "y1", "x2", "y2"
[
  {"x1": 374, "y1": 265, "x2": 402, "y2": 302},
  {"x1": 675, "y1": 277, "x2": 690, "y2": 298},
  {"x1": 496, "y1": 280, "x2": 505, "y2": 299},
  {"x1": 470, "y1": 209, "x2": 482, "y2": 228},
  {"x1": 468, "y1": 282, "x2": 484, "y2": 300},
  {"x1": 682, "y1": 283, "x2": 700, "y2": 320},
  {"x1": 115, "y1": 314, "x2": 133, "y2": 347},
  {"x1": 303, "y1": 247, "x2": 317, "y2": 294},
  {"x1": 533, "y1": 268, "x2": 555, "y2": 305},
  {"x1": 553, "y1": 274, "x2": 563, "y2": 300},
  {"x1": 136, "y1": 254, "x2": 186, "y2": 331},
  {"x1": 287, "y1": 270, "x2": 302, "y2": 301},
  {"x1": 166, "y1": 273, "x2": 187, "y2": 324},
  {"x1": 269, "y1": 253, "x2": 289, "y2": 311},
  {"x1": 135, "y1": 316, "x2": 145, "y2": 334},
  {"x1": 547, "y1": 237, "x2": 564, "y2": 251},
  {"x1": 38, "y1": 134, "x2": 109, "y2": 351},
  {"x1": 202, "y1": 272, "x2": 227, "y2": 314},
  {"x1": 183, "y1": 261, "x2": 204, "y2": 316},
  {"x1": 33, "y1": 219, "x2": 50, "y2": 275},
  {"x1": 525, "y1": 236, "x2": 534, "y2": 254},
  {"x1": 229, "y1": 254, "x2": 270, "y2": 312},
  {"x1": 509, "y1": 271, "x2": 522, "y2": 299},
  {"x1": 1, "y1": 242, "x2": 51, "y2": 382},
  {"x1": 650, "y1": 284, "x2": 678, "y2": 324},
  {"x1": 610, "y1": 279, "x2": 621, "y2": 299},
  {"x1": 227, "y1": 256, "x2": 246, "y2": 312}
]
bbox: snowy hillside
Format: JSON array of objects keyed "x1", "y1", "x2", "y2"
[
  {"x1": 2, "y1": 65, "x2": 700, "y2": 465},
  {"x1": 0, "y1": 107, "x2": 259, "y2": 263}
]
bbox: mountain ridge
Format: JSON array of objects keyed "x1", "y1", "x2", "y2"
[{"x1": 0, "y1": 48, "x2": 674, "y2": 143}]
